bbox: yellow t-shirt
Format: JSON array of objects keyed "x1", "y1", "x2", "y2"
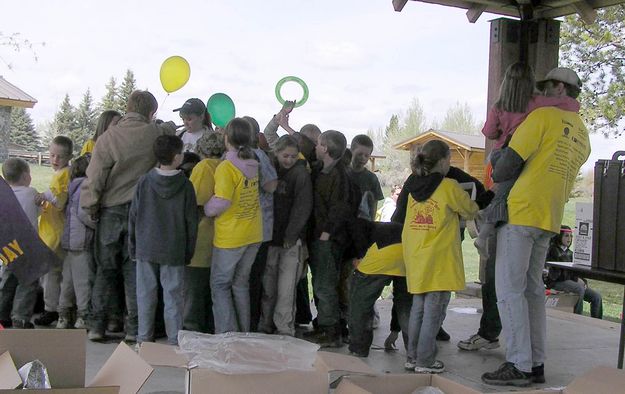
[
  {"x1": 213, "y1": 160, "x2": 262, "y2": 248},
  {"x1": 189, "y1": 158, "x2": 220, "y2": 267},
  {"x1": 39, "y1": 166, "x2": 71, "y2": 251},
  {"x1": 80, "y1": 139, "x2": 95, "y2": 156},
  {"x1": 357, "y1": 243, "x2": 405, "y2": 276},
  {"x1": 507, "y1": 107, "x2": 591, "y2": 233},
  {"x1": 402, "y1": 178, "x2": 478, "y2": 294}
]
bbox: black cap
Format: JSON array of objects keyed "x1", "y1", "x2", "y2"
[{"x1": 173, "y1": 98, "x2": 206, "y2": 116}]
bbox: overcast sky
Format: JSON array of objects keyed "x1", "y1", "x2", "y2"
[{"x1": 2, "y1": 0, "x2": 621, "y2": 169}]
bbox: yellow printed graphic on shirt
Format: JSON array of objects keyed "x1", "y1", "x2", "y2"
[
  {"x1": 213, "y1": 160, "x2": 262, "y2": 248},
  {"x1": 39, "y1": 166, "x2": 70, "y2": 251},
  {"x1": 402, "y1": 179, "x2": 478, "y2": 294},
  {"x1": 507, "y1": 107, "x2": 590, "y2": 233}
]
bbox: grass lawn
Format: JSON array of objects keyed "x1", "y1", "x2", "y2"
[{"x1": 22, "y1": 166, "x2": 624, "y2": 322}]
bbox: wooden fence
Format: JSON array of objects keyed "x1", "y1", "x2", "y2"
[{"x1": 8, "y1": 149, "x2": 50, "y2": 166}]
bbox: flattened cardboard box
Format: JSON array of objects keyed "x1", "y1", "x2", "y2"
[
  {"x1": 335, "y1": 374, "x2": 481, "y2": 394},
  {"x1": 139, "y1": 342, "x2": 376, "y2": 394},
  {"x1": 0, "y1": 329, "x2": 152, "y2": 393},
  {"x1": 493, "y1": 366, "x2": 625, "y2": 394}
]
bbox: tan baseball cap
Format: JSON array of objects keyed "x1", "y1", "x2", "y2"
[{"x1": 536, "y1": 67, "x2": 582, "y2": 90}]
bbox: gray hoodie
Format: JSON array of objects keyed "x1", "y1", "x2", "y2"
[{"x1": 129, "y1": 168, "x2": 198, "y2": 265}]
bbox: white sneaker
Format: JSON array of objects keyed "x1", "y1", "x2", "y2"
[
  {"x1": 74, "y1": 317, "x2": 87, "y2": 329},
  {"x1": 414, "y1": 360, "x2": 445, "y2": 374},
  {"x1": 404, "y1": 359, "x2": 417, "y2": 370},
  {"x1": 457, "y1": 333, "x2": 500, "y2": 351},
  {"x1": 56, "y1": 316, "x2": 70, "y2": 329}
]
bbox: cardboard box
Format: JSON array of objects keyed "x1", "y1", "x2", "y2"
[
  {"x1": 0, "y1": 329, "x2": 152, "y2": 393},
  {"x1": 334, "y1": 374, "x2": 481, "y2": 394},
  {"x1": 545, "y1": 291, "x2": 579, "y2": 312},
  {"x1": 139, "y1": 342, "x2": 376, "y2": 394},
  {"x1": 495, "y1": 366, "x2": 625, "y2": 394},
  {"x1": 574, "y1": 202, "x2": 593, "y2": 266}
]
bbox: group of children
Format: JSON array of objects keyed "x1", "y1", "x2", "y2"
[{"x1": 0, "y1": 66, "x2": 600, "y2": 381}]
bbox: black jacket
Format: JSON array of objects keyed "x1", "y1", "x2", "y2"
[{"x1": 272, "y1": 160, "x2": 313, "y2": 246}]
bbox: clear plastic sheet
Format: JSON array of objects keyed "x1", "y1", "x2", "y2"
[
  {"x1": 18, "y1": 360, "x2": 51, "y2": 389},
  {"x1": 412, "y1": 387, "x2": 446, "y2": 394},
  {"x1": 177, "y1": 330, "x2": 320, "y2": 374}
]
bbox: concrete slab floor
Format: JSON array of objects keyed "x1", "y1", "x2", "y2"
[{"x1": 81, "y1": 297, "x2": 621, "y2": 393}]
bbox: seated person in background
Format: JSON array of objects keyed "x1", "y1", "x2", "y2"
[{"x1": 545, "y1": 225, "x2": 602, "y2": 319}]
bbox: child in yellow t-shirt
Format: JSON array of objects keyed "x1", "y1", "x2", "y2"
[
  {"x1": 184, "y1": 132, "x2": 226, "y2": 333},
  {"x1": 401, "y1": 140, "x2": 478, "y2": 374},
  {"x1": 35, "y1": 136, "x2": 73, "y2": 326},
  {"x1": 204, "y1": 119, "x2": 261, "y2": 333}
]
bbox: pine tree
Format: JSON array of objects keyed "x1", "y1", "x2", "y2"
[
  {"x1": 100, "y1": 76, "x2": 118, "y2": 111},
  {"x1": 52, "y1": 94, "x2": 78, "y2": 150},
  {"x1": 9, "y1": 107, "x2": 39, "y2": 150},
  {"x1": 73, "y1": 89, "x2": 98, "y2": 153},
  {"x1": 116, "y1": 69, "x2": 136, "y2": 113}
]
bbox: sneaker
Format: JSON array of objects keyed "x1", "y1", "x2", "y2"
[
  {"x1": 124, "y1": 333, "x2": 137, "y2": 343},
  {"x1": 384, "y1": 331, "x2": 399, "y2": 351},
  {"x1": 12, "y1": 319, "x2": 34, "y2": 329},
  {"x1": 88, "y1": 330, "x2": 105, "y2": 342},
  {"x1": 305, "y1": 329, "x2": 342, "y2": 348},
  {"x1": 0, "y1": 319, "x2": 13, "y2": 328},
  {"x1": 56, "y1": 316, "x2": 71, "y2": 329},
  {"x1": 74, "y1": 317, "x2": 88, "y2": 329},
  {"x1": 414, "y1": 360, "x2": 445, "y2": 374},
  {"x1": 531, "y1": 364, "x2": 545, "y2": 384},
  {"x1": 436, "y1": 327, "x2": 450, "y2": 341},
  {"x1": 404, "y1": 359, "x2": 417, "y2": 370},
  {"x1": 34, "y1": 311, "x2": 58, "y2": 326},
  {"x1": 107, "y1": 319, "x2": 123, "y2": 333},
  {"x1": 457, "y1": 333, "x2": 500, "y2": 351},
  {"x1": 482, "y1": 362, "x2": 532, "y2": 387}
]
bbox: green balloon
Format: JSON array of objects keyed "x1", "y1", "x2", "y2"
[{"x1": 207, "y1": 93, "x2": 236, "y2": 128}]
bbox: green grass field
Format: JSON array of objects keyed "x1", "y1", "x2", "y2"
[{"x1": 22, "y1": 165, "x2": 623, "y2": 322}]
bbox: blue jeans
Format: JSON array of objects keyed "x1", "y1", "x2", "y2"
[
  {"x1": 349, "y1": 271, "x2": 411, "y2": 356},
  {"x1": 136, "y1": 261, "x2": 185, "y2": 345},
  {"x1": 308, "y1": 240, "x2": 343, "y2": 329},
  {"x1": 211, "y1": 243, "x2": 260, "y2": 333},
  {"x1": 0, "y1": 271, "x2": 37, "y2": 322},
  {"x1": 91, "y1": 205, "x2": 137, "y2": 335},
  {"x1": 495, "y1": 224, "x2": 552, "y2": 373},
  {"x1": 408, "y1": 291, "x2": 451, "y2": 367},
  {"x1": 551, "y1": 279, "x2": 603, "y2": 319},
  {"x1": 183, "y1": 266, "x2": 214, "y2": 333}
]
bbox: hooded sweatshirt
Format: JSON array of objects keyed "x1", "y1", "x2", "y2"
[
  {"x1": 129, "y1": 168, "x2": 198, "y2": 265},
  {"x1": 204, "y1": 150, "x2": 262, "y2": 248}
]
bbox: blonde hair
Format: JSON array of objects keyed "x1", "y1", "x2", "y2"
[
  {"x1": 94, "y1": 110, "x2": 121, "y2": 141},
  {"x1": 496, "y1": 62, "x2": 535, "y2": 113}
]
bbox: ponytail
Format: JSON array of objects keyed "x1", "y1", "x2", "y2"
[
  {"x1": 225, "y1": 117, "x2": 255, "y2": 160},
  {"x1": 410, "y1": 140, "x2": 450, "y2": 176}
]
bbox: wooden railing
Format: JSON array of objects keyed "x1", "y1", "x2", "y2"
[{"x1": 8, "y1": 149, "x2": 50, "y2": 166}]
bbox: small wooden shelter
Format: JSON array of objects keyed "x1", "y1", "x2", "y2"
[
  {"x1": 0, "y1": 76, "x2": 37, "y2": 161},
  {"x1": 393, "y1": 129, "x2": 485, "y2": 181}
]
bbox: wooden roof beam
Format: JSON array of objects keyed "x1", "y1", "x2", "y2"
[
  {"x1": 393, "y1": 0, "x2": 409, "y2": 12},
  {"x1": 572, "y1": 0, "x2": 598, "y2": 24},
  {"x1": 466, "y1": 3, "x2": 488, "y2": 23}
]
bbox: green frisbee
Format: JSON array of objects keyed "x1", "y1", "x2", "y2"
[{"x1": 275, "y1": 76, "x2": 309, "y2": 108}]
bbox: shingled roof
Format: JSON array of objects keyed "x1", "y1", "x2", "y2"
[{"x1": 0, "y1": 76, "x2": 37, "y2": 108}]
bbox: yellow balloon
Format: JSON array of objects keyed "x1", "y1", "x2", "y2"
[{"x1": 160, "y1": 56, "x2": 191, "y2": 93}]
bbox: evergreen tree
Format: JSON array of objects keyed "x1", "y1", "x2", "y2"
[
  {"x1": 38, "y1": 120, "x2": 57, "y2": 149},
  {"x1": 116, "y1": 69, "x2": 136, "y2": 113},
  {"x1": 100, "y1": 76, "x2": 118, "y2": 111},
  {"x1": 73, "y1": 89, "x2": 98, "y2": 152},
  {"x1": 561, "y1": 4, "x2": 625, "y2": 136},
  {"x1": 9, "y1": 107, "x2": 39, "y2": 150},
  {"x1": 52, "y1": 94, "x2": 78, "y2": 148}
]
